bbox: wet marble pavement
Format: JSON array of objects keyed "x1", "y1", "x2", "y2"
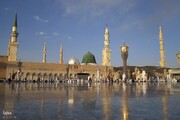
[{"x1": 0, "y1": 82, "x2": 180, "y2": 120}]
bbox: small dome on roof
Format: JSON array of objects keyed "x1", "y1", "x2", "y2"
[
  {"x1": 68, "y1": 57, "x2": 80, "y2": 64},
  {"x1": 82, "y1": 51, "x2": 96, "y2": 64}
]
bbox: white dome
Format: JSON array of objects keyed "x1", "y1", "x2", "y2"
[{"x1": 68, "y1": 57, "x2": 80, "y2": 65}]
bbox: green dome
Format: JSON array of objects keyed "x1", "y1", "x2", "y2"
[{"x1": 82, "y1": 52, "x2": 96, "y2": 64}]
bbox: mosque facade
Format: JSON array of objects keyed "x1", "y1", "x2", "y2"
[{"x1": 0, "y1": 14, "x2": 113, "y2": 80}]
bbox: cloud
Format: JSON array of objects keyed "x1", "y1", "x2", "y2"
[
  {"x1": 141, "y1": 0, "x2": 180, "y2": 27},
  {"x1": 53, "y1": 32, "x2": 59, "y2": 36},
  {"x1": 4, "y1": 8, "x2": 9, "y2": 10},
  {"x1": 63, "y1": 34, "x2": 72, "y2": 39},
  {"x1": 119, "y1": 16, "x2": 141, "y2": 32},
  {"x1": 33, "y1": 16, "x2": 48, "y2": 23},
  {"x1": 117, "y1": 0, "x2": 180, "y2": 32},
  {"x1": 55, "y1": 0, "x2": 135, "y2": 17},
  {"x1": 67, "y1": 36, "x2": 72, "y2": 39},
  {"x1": 35, "y1": 32, "x2": 46, "y2": 36},
  {"x1": 54, "y1": 0, "x2": 180, "y2": 33}
]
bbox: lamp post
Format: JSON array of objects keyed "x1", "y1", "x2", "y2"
[{"x1": 121, "y1": 41, "x2": 129, "y2": 80}]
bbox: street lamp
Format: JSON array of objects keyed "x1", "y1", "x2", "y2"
[{"x1": 121, "y1": 41, "x2": 129, "y2": 78}]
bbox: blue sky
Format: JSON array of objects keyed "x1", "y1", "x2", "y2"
[{"x1": 0, "y1": 0, "x2": 180, "y2": 68}]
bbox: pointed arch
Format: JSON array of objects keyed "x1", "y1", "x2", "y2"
[
  {"x1": 43, "y1": 73, "x2": 48, "y2": 81},
  {"x1": 54, "y1": 73, "x2": 58, "y2": 80},
  {"x1": 69, "y1": 73, "x2": 73, "y2": 79},
  {"x1": 59, "y1": 73, "x2": 63, "y2": 80},
  {"x1": 32, "y1": 73, "x2": 36, "y2": 80},
  {"x1": 92, "y1": 74, "x2": 95, "y2": 80},
  {"x1": 49, "y1": 73, "x2": 53, "y2": 80},
  {"x1": 37, "y1": 73, "x2": 42, "y2": 81},
  {"x1": 26, "y1": 72, "x2": 30, "y2": 80}
]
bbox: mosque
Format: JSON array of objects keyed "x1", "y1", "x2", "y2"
[
  {"x1": 0, "y1": 14, "x2": 113, "y2": 81},
  {"x1": 0, "y1": 14, "x2": 180, "y2": 81}
]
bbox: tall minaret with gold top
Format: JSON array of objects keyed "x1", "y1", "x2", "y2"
[
  {"x1": 102, "y1": 24, "x2": 111, "y2": 66},
  {"x1": 59, "y1": 44, "x2": 63, "y2": 64},
  {"x1": 8, "y1": 13, "x2": 19, "y2": 61},
  {"x1": 7, "y1": 39, "x2": 11, "y2": 56},
  {"x1": 159, "y1": 26, "x2": 166, "y2": 68},
  {"x1": 42, "y1": 42, "x2": 46, "y2": 63},
  {"x1": 177, "y1": 49, "x2": 180, "y2": 65}
]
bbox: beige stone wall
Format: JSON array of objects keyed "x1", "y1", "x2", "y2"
[
  {"x1": 5, "y1": 61, "x2": 114, "y2": 80},
  {"x1": 8, "y1": 42, "x2": 18, "y2": 62},
  {"x1": 102, "y1": 48, "x2": 111, "y2": 66},
  {"x1": 0, "y1": 56, "x2": 8, "y2": 79}
]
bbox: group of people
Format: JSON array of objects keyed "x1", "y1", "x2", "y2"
[
  {"x1": 121, "y1": 69, "x2": 147, "y2": 82},
  {"x1": 7, "y1": 68, "x2": 22, "y2": 82}
]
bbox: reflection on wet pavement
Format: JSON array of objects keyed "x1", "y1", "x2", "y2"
[{"x1": 0, "y1": 82, "x2": 180, "y2": 120}]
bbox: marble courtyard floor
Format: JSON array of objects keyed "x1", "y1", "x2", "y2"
[{"x1": 0, "y1": 82, "x2": 180, "y2": 120}]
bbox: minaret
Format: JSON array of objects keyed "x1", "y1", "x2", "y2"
[
  {"x1": 42, "y1": 42, "x2": 46, "y2": 63},
  {"x1": 7, "y1": 39, "x2": 11, "y2": 56},
  {"x1": 59, "y1": 44, "x2": 63, "y2": 64},
  {"x1": 176, "y1": 49, "x2": 180, "y2": 65},
  {"x1": 159, "y1": 26, "x2": 166, "y2": 68},
  {"x1": 102, "y1": 24, "x2": 111, "y2": 66},
  {"x1": 8, "y1": 13, "x2": 19, "y2": 61}
]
